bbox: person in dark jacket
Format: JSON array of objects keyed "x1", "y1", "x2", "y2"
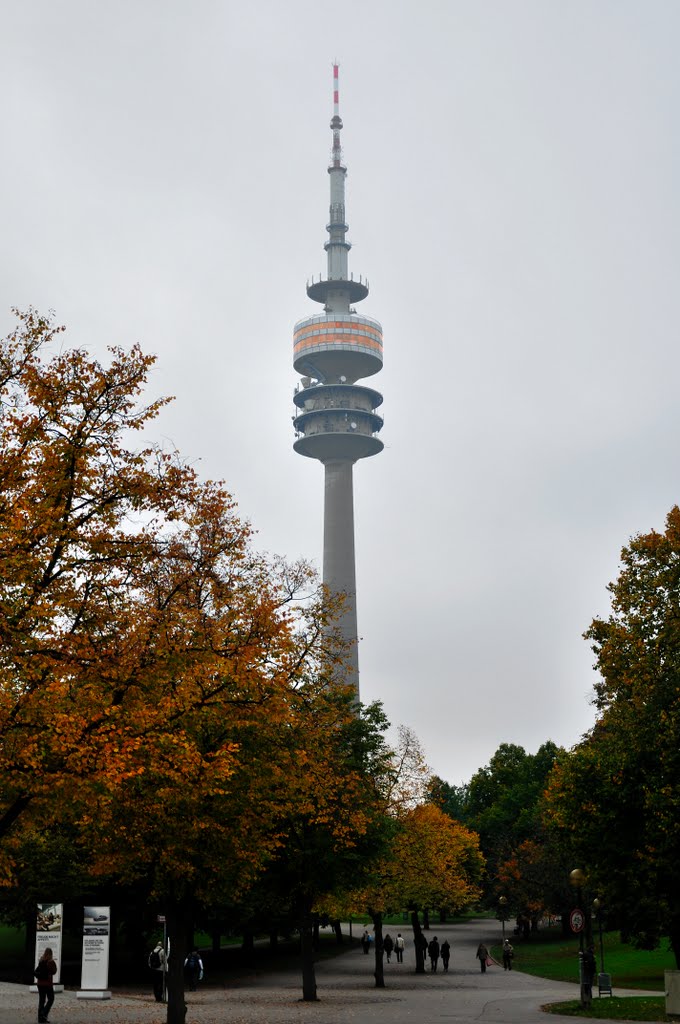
[
  {"x1": 35, "y1": 947, "x2": 57, "y2": 1023},
  {"x1": 383, "y1": 933, "x2": 394, "y2": 963},
  {"x1": 476, "y1": 941, "x2": 489, "y2": 973},
  {"x1": 440, "y1": 939, "x2": 451, "y2": 971},
  {"x1": 417, "y1": 931, "x2": 429, "y2": 966},
  {"x1": 184, "y1": 949, "x2": 203, "y2": 991},
  {"x1": 428, "y1": 936, "x2": 440, "y2": 972}
]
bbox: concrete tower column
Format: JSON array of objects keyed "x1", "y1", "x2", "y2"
[{"x1": 323, "y1": 458, "x2": 359, "y2": 687}]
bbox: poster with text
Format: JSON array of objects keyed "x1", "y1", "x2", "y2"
[
  {"x1": 80, "y1": 906, "x2": 110, "y2": 991},
  {"x1": 35, "y1": 904, "x2": 63, "y2": 984}
]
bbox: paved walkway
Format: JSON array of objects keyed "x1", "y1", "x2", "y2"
[{"x1": 0, "y1": 920, "x2": 656, "y2": 1024}]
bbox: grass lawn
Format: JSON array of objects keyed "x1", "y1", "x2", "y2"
[
  {"x1": 490, "y1": 928, "x2": 674, "y2": 991},
  {"x1": 0, "y1": 923, "x2": 25, "y2": 957},
  {"x1": 543, "y1": 997, "x2": 672, "y2": 1021},
  {"x1": 489, "y1": 927, "x2": 678, "y2": 1022}
]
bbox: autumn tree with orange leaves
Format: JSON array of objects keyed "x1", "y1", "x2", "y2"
[
  {"x1": 0, "y1": 308, "x2": 178, "y2": 851},
  {"x1": 351, "y1": 807, "x2": 484, "y2": 981},
  {"x1": 496, "y1": 835, "x2": 571, "y2": 933},
  {"x1": 383, "y1": 804, "x2": 484, "y2": 973},
  {"x1": 0, "y1": 310, "x2": 365, "y2": 1023}
]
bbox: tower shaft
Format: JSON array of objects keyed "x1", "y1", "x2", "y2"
[{"x1": 323, "y1": 459, "x2": 359, "y2": 685}]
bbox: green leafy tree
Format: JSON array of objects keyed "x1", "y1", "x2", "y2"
[
  {"x1": 545, "y1": 506, "x2": 680, "y2": 966},
  {"x1": 449, "y1": 742, "x2": 561, "y2": 891},
  {"x1": 427, "y1": 776, "x2": 469, "y2": 821}
]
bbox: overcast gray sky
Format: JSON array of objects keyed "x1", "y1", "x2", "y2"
[{"x1": 2, "y1": 1, "x2": 679, "y2": 785}]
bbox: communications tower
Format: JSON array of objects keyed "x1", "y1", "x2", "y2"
[{"x1": 292, "y1": 65, "x2": 384, "y2": 698}]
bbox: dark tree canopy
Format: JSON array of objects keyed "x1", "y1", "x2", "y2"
[{"x1": 545, "y1": 507, "x2": 680, "y2": 966}]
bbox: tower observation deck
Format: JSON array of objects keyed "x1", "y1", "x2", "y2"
[{"x1": 292, "y1": 64, "x2": 384, "y2": 698}]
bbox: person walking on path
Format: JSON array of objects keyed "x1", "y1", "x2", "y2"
[
  {"x1": 383, "y1": 934, "x2": 394, "y2": 963},
  {"x1": 476, "y1": 941, "x2": 489, "y2": 973},
  {"x1": 35, "y1": 946, "x2": 57, "y2": 1023},
  {"x1": 361, "y1": 929, "x2": 371, "y2": 954},
  {"x1": 440, "y1": 939, "x2": 451, "y2": 972},
  {"x1": 184, "y1": 949, "x2": 203, "y2": 992},
  {"x1": 428, "y1": 936, "x2": 440, "y2": 972},
  {"x1": 148, "y1": 941, "x2": 167, "y2": 1002},
  {"x1": 502, "y1": 938, "x2": 514, "y2": 970},
  {"x1": 395, "y1": 933, "x2": 405, "y2": 963}
]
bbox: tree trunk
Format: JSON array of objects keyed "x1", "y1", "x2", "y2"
[
  {"x1": 371, "y1": 911, "x2": 385, "y2": 988},
  {"x1": 670, "y1": 912, "x2": 680, "y2": 969},
  {"x1": 411, "y1": 910, "x2": 425, "y2": 974},
  {"x1": 299, "y1": 899, "x2": 318, "y2": 1001},
  {"x1": 211, "y1": 927, "x2": 221, "y2": 955},
  {"x1": 165, "y1": 900, "x2": 189, "y2": 1024},
  {"x1": 439, "y1": 907, "x2": 447, "y2": 924},
  {"x1": 423, "y1": 908, "x2": 430, "y2": 930},
  {"x1": 0, "y1": 794, "x2": 32, "y2": 841},
  {"x1": 333, "y1": 920, "x2": 343, "y2": 944},
  {"x1": 25, "y1": 909, "x2": 36, "y2": 957}
]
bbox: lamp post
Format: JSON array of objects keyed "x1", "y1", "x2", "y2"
[
  {"x1": 569, "y1": 868, "x2": 587, "y2": 1006},
  {"x1": 592, "y1": 899, "x2": 604, "y2": 972},
  {"x1": 498, "y1": 896, "x2": 508, "y2": 941}
]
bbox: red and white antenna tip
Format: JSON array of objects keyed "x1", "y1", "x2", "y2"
[{"x1": 333, "y1": 63, "x2": 339, "y2": 117}]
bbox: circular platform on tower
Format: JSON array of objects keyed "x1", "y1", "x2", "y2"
[
  {"x1": 307, "y1": 277, "x2": 368, "y2": 305},
  {"x1": 294, "y1": 432, "x2": 383, "y2": 462}
]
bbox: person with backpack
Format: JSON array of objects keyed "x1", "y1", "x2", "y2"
[
  {"x1": 394, "y1": 933, "x2": 405, "y2": 963},
  {"x1": 440, "y1": 938, "x2": 451, "y2": 972},
  {"x1": 148, "y1": 941, "x2": 167, "y2": 1002},
  {"x1": 184, "y1": 949, "x2": 203, "y2": 991},
  {"x1": 35, "y1": 946, "x2": 57, "y2": 1023}
]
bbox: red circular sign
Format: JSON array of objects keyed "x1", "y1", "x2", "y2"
[{"x1": 570, "y1": 909, "x2": 585, "y2": 933}]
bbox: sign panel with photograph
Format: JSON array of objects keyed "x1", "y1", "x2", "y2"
[
  {"x1": 35, "y1": 904, "x2": 63, "y2": 985},
  {"x1": 78, "y1": 906, "x2": 111, "y2": 998}
]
